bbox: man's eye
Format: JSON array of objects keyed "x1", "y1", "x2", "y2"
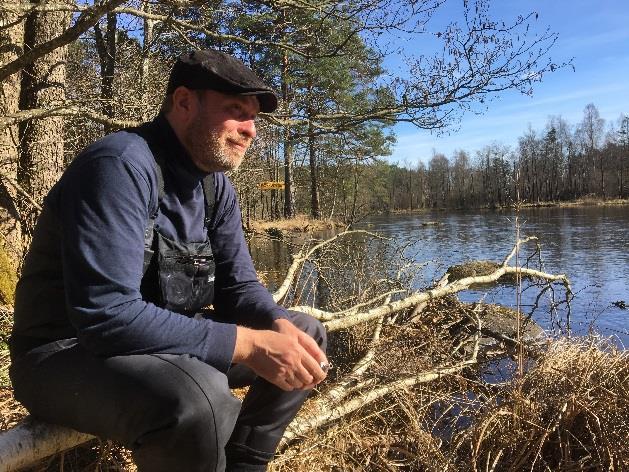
[{"x1": 230, "y1": 104, "x2": 257, "y2": 121}]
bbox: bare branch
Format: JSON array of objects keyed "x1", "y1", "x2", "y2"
[
  {"x1": 0, "y1": 105, "x2": 141, "y2": 132},
  {"x1": 290, "y1": 290, "x2": 404, "y2": 322},
  {"x1": 272, "y1": 229, "x2": 386, "y2": 303},
  {"x1": 0, "y1": 0, "x2": 128, "y2": 83},
  {"x1": 323, "y1": 249, "x2": 571, "y2": 332},
  {"x1": 281, "y1": 357, "x2": 477, "y2": 446},
  {"x1": 501, "y1": 236, "x2": 538, "y2": 266},
  {"x1": 0, "y1": 170, "x2": 43, "y2": 212}
]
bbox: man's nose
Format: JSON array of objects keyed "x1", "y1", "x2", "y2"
[{"x1": 239, "y1": 119, "x2": 256, "y2": 139}]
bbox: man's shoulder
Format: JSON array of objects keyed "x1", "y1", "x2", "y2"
[
  {"x1": 52, "y1": 128, "x2": 158, "y2": 203},
  {"x1": 212, "y1": 172, "x2": 237, "y2": 203},
  {"x1": 208, "y1": 172, "x2": 244, "y2": 229},
  {"x1": 76, "y1": 129, "x2": 155, "y2": 172}
]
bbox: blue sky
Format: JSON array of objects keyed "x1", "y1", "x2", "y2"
[{"x1": 387, "y1": 0, "x2": 629, "y2": 165}]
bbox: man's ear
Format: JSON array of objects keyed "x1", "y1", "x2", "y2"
[{"x1": 171, "y1": 86, "x2": 198, "y2": 122}]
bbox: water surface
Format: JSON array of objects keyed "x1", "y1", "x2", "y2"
[{"x1": 251, "y1": 206, "x2": 629, "y2": 346}]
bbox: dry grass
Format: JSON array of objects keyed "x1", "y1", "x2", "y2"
[
  {"x1": 0, "y1": 242, "x2": 17, "y2": 305},
  {"x1": 447, "y1": 261, "x2": 502, "y2": 280},
  {"x1": 519, "y1": 197, "x2": 629, "y2": 208},
  {"x1": 247, "y1": 214, "x2": 342, "y2": 236},
  {"x1": 562, "y1": 196, "x2": 629, "y2": 206},
  {"x1": 273, "y1": 334, "x2": 628, "y2": 472},
  {"x1": 453, "y1": 338, "x2": 629, "y2": 471},
  {"x1": 0, "y1": 289, "x2": 626, "y2": 471},
  {"x1": 1, "y1": 305, "x2": 13, "y2": 387}
]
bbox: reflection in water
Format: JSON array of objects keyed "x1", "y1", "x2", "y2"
[{"x1": 248, "y1": 206, "x2": 629, "y2": 346}]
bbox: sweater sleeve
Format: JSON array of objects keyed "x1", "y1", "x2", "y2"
[
  {"x1": 210, "y1": 174, "x2": 289, "y2": 327},
  {"x1": 57, "y1": 151, "x2": 236, "y2": 372}
]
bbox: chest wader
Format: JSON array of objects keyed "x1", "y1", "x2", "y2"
[{"x1": 141, "y1": 151, "x2": 216, "y2": 315}]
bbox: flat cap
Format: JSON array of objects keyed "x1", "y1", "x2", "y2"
[{"x1": 166, "y1": 50, "x2": 278, "y2": 113}]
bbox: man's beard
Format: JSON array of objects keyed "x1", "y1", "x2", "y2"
[{"x1": 184, "y1": 115, "x2": 246, "y2": 173}]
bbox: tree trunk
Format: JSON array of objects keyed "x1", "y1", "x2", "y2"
[
  {"x1": 280, "y1": 26, "x2": 295, "y2": 218},
  {"x1": 620, "y1": 149, "x2": 626, "y2": 198},
  {"x1": 17, "y1": 1, "x2": 71, "y2": 242},
  {"x1": 139, "y1": 0, "x2": 154, "y2": 121},
  {"x1": 0, "y1": 418, "x2": 94, "y2": 472},
  {"x1": 272, "y1": 156, "x2": 281, "y2": 218},
  {"x1": 350, "y1": 162, "x2": 359, "y2": 223},
  {"x1": 0, "y1": 6, "x2": 24, "y2": 266},
  {"x1": 94, "y1": 12, "x2": 117, "y2": 133},
  {"x1": 408, "y1": 168, "x2": 413, "y2": 211},
  {"x1": 598, "y1": 152, "x2": 605, "y2": 199},
  {"x1": 308, "y1": 116, "x2": 320, "y2": 219}
]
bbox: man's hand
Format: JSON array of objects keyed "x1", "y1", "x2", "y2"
[{"x1": 233, "y1": 319, "x2": 328, "y2": 391}]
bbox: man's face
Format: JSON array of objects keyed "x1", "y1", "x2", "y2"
[{"x1": 182, "y1": 90, "x2": 259, "y2": 173}]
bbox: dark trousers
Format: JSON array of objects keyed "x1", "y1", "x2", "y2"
[{"x1": 9, "y1": 311, "x2": 326, "y2": 472}]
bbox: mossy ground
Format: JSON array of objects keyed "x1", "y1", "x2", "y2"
[
  {"x1": 0, "y1": 240, "x2": 17, "y2": 306},
  {"x1": 447, "y1": 260, "x2": 525, "y2": 284}
]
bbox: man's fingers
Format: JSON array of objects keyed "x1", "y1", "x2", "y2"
[
  {"x1": 297, "y1": 329, "x2": 328, "y2": 365},
  {"x1": 246, "y1": 323, "x2": 327, "y2": 391},
  {"x1": 275, "y1": 377, "x2": 294, "y2": 391},
  {"x1": 282, "y1": 348, "x2": 322, "y2": 390},
  {"x1": 295, "y1": 333, "x2": 328, "y2": 384},
  {"x1": 293, "y1": 358, "x2": 315, "y2": 386},
  {"x1": 301, "y1": 349, "x2": 327, "y2": 384}
]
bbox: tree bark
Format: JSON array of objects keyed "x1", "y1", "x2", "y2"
[
  {"x1": 0, "y1": 418, "x2": 94, "y2": 472},
  {"x1": 0, "y1": 0, "x2": 126, "y2": 84},
  {"x1": 0, "y1": 5, "x2": 24, "y2": 265},
  {"x1": 139, "y1": 0, "x2": 154, "y2": 122},
  {"x1": 17, "y1": 1, "x2": 71, "y2": 241}
]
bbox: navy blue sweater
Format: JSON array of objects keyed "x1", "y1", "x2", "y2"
[{"x1": 12, "y1": 115, "x2": 286, "y2": 373}]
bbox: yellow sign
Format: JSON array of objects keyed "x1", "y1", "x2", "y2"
[{"x1": 259, "y1": 181, "x2": 285, "y2": 190}]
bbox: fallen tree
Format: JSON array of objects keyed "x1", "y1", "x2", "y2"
[
  {"x1": 0, "y1": 419, "x2": 94, "y2": 471},
  {"x1": 2, "y1": 231, "x2": 626, "y2": 471}
]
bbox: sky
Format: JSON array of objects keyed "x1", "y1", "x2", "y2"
[{"x1": 386, "y1": 0, "x2": 629, "y2": 165}]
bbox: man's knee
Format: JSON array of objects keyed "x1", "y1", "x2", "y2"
[
  {"x1": 137, "y1": 354, "x2": 241, "y2": 439},
  {"x1": 286, "y1": 310, "x2": 327, "y2": 352},
  {"x1": 131, "y1": 355, "x2": 242, "y2": 471}
]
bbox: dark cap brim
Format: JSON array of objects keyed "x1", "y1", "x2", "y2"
[{"x1": 241, "y1": 90, "x2": 278, "y2": 113}]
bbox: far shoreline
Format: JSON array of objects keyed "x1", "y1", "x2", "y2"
[
  {"x1": 384, "y1": 197, "x2": 629, "y2": 214},
  {"x1": 245, "y1": 197, "x2": 628, "y2": 235}
]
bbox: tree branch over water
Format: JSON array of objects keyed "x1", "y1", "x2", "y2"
[{"x1": 275, "y1": 233, "x2": 571, "y2": 332}]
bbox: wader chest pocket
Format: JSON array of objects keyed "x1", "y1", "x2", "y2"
[{"x1": 157, "y1": 233, "x2": 215, "y2": 313}]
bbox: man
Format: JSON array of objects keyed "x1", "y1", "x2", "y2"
[{"x1": 9, "y1": 50, "x2": 328, "y2": 471}]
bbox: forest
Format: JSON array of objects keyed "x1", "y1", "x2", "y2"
[
  {"x1": 372, "y1": 107, "x2": 629, "y2": 212},
  {"x1": 270, "y1": 105, "x2": 628, "y2": 220},
  {"x1": 0, "y1": 1, "x2": 627, "y2": 471}
]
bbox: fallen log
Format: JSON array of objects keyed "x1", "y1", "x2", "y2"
[{"x1": 0, "y1": 417, "x2": 94, "y2": 471}]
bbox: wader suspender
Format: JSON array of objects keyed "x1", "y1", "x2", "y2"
[{"x1": 142, "y1": 152, "x2": 216, "y2": 274}]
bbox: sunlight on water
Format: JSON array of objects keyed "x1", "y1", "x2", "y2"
[{"x1": 358, "y1": 206, "x2": 629, "y2": 345}]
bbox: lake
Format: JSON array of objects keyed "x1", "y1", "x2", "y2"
[{"x1": 250, "y1": 205, "x2": 629, "y2": 346}]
